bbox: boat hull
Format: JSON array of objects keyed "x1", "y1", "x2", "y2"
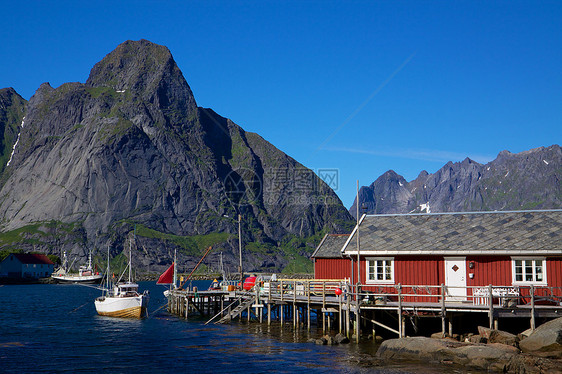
[
  {"x1": 52, "y1": 274, "x2": 103, "y2": 284},
  {"x1": 94, "y1": 294, "x2": 149, "y2": 319}
]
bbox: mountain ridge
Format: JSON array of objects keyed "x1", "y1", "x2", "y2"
[{"x1": 350, "y1": 145, "x2": 562, "y2": 217}]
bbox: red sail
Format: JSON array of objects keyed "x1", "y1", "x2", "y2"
[{"x1": 157, "y1": 263, "x2": 174, "y2": 284}]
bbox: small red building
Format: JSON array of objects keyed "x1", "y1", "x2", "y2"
[
  {"x1": 0, "y1": 253, "x2": 54, "y2": 279},
  {"x1": 313, "y1": 210, "x2": 562, "y2": 303}
]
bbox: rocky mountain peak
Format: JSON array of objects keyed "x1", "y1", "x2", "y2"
[
  {"x1": 376, "y1": 170, "x2": 404, "y2": 183},
  {"x1": 86, "y1": 39, "x2": 197, "y2": 122}
]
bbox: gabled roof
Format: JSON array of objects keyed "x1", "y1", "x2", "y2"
[
  {"x1": 311, "y1": 234, "x2": 350, "y2": 258},
  {"x1": 10, "y1": 253, "x2": 54, "y2": 265},
  {"x1": 343, "y1": 210, "x2": 562, "y2": 256}
]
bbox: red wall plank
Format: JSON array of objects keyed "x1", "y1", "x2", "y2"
[{"x1": 466, "y1": 256, "x2": 512, "y2": 287}]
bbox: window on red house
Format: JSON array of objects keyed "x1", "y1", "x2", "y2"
[
  {"x1": 512, "y1": 258, "x2": 546, "y2": 285},
  {"x1": 366, "y1": 258, "x2": 394, "y2": 284}
]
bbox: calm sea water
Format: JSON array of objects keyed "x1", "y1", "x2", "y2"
[{"x1": 0, "y1": 281, "x2": 455, "y2": 374}]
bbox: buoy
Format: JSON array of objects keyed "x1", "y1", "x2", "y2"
[
  {"x1": 243, "y1": 276, "x2": 257, "y2": 291},
  {"x1": 335, "y1": 288, "x2": 342, "y2": 296}
]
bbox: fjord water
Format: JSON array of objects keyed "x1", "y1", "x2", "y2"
[{"x1": 0, "y1": 281, "x2": 446, "y2": 374}]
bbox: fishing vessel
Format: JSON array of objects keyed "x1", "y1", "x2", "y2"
[
  {"x1": 51, "y1": 251, "x2": 103, "y2": 284},
  {"x1": 94, "y1": 239, "x2": 149, "y2": 318}
]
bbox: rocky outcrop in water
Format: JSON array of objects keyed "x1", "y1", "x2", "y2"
[
  {"x1": 376, "y1": 336, "x2": 562, "y2": 372},
  {"x1": 0, "y1": 40, "x2": 353, "y2": 273}
]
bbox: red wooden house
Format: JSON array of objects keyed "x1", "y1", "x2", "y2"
[{"x1": 313, "y1": 210, "x2": 562, "y2": 304}]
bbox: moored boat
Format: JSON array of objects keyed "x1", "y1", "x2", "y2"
[
  {"x1": 94, "y1": 238, "x2": 149, "y2": 318},
  {"x1": 51, "y1": 251, "x2": 103, "y2": 284},
  {"x1": 94, "y1": 281, "x2": 149, "y2": 318}
]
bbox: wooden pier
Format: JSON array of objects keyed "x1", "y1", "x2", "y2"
[{"x1": 166, "y1": 279, "x2": 562, "y2": 341}]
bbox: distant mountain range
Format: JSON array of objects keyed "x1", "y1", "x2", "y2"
[
  {"x1": 0, "y1": 40, "x2": 353, "y2": 274},
  {"x1": 350, "y1": 145, "x2": 561, "y2": 218}
]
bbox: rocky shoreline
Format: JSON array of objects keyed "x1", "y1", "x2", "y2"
[
  {"x1": 373, "y1": 317, "x2": 562, "y2": 373},
  {"x1": 310, "y1": 317, "x2": 562, "y2": 372}
]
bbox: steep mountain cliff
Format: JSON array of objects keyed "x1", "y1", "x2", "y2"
[
  {"x1": 350, "y1": 145, "x2": 562, "y2": 217},
  {"x1": 0, "y1": 88, "x2": 26, "y2": 175},
  {"x1": 0, "y1": 40, "x2": 353, "y2": 274}
]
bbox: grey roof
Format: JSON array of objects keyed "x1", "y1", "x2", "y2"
[
  {"x1": 311, "y1": 234, "x2": 350, "y2": 258},
  {"x1": 343, "y1": 210, "x2": 562, "y2": 255}
]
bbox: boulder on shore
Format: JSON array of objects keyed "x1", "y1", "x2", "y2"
[
  {"x1": 334, "y1": 333, "x2": 350, "y2": 344},
  {"x1": 375, "y1": 337, "x2": 519, "y2": 371},
  {"x1": 519, "y1": 317, "x2": 562, "y2": 356},
  {"x1": 478, "y1": 326, "x2": 519, "y2": 347}
]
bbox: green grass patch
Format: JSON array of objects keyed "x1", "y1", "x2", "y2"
[
  {"x1": 86, "y1": 86, "x2": 118, "y2": 99},
  {"x1": 133, "y1": 224, "x2": 229, "y2": 256}
]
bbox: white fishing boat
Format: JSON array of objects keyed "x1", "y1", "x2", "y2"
[
  {"x1": 51, "y1": 251, "x2": 103, "y2": 284},
  {"x1": 94, "y1": 239, "x2": 149, "y2": 319}
]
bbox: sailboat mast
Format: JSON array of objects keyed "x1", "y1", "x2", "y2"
[
  {"x1": 106, "y1": 245, "x2": 110, "y2": 295},
  {"x1": 173, "y1": 247, "x2": 177, "y2": 289},
  {"x1": 128, "y1": 235, "x2": 132, "y2": 283}
]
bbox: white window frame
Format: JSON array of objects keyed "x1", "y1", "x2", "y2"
[
  {"x1": 366, "y1": 257, "x2": 394, "y2": 284},
  {"x1": 511, "y1": 257, "x2": 547, "y2": 286}
]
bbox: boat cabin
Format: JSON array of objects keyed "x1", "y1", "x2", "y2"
[{"x1": 114, "y1": 282, "x2": 140, "y2": 297}]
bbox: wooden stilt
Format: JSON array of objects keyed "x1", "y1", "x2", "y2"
[
  {"x1": 488, "y1": 284, "x2": 494, "y2": 329},
  {"x1": 441, "y1": 283, "x2": 446, "y2": 337},
  {"x1": 346, "y1": 295, "x2": 351, "y2": 338},
  {"x1": 338, "y1": 297, "x2": 342, "y2": 333},
  {"x1": 307, "y1": 281, "x2": 311, "y2": 331},
  {"x1": 531, "y1": 285, "x2": 536, "y2": 330},
  {"x1": 267, "y1": 303, "x2": 271, "y2": 325},
  {"x1": 397, "y1": 283, "x2": 403, "y2": 338}
]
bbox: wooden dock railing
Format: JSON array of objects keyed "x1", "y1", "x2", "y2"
[{"x1": 168, "y1": 280, "x2": 562, "y2": 340}]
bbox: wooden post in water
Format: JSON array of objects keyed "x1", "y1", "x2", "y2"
[
  {"x1": 322, "y1": 282, "x2": 326, "y2": 333},
  {"x1": 346, "y1": 285, "x2": 351, "y2": 338},
  {"x1": 355, "y1": 283, "x2": 361, "y2": 343},
  {"x1": 488, "y1": 284, "x2": 494, "y2": 328},
  {"x1": 440, "y1": 284, "x2": 446, "y2": 337},
  {"x1": 372, "y1": 311, "x2": 376, "y2": 343},
  {"x1": 531, "y1": 285, "x2": 536, "y2": 330},
  {"x1": 280, "y1": 279, "x2": 284, "y2": 326},
  {"x1": 339, "y1": 293, "x2": 342, "y2": 334},
  {"x1": 397, "y1": 283, "x2": 403, "y2": 338},
  {"x1": 267, "y1": 303, "x2": 271, "y2": 325},
  {"x1": 293, "y1": 280, "x2": 297, "y2": 328},
  {"x1": 307, "y1": 280, "x2": 311, "y2": 331}
]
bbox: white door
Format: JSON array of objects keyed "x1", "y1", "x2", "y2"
[{"x1": 444, "y1": 257, "x2": 467, "y2": 301}]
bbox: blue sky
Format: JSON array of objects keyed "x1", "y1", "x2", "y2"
[{"x1": 1, "y1": 1, "x2": 560, "y2": 208}]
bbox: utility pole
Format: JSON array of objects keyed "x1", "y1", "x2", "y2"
[
  {"x1": 238, "y1": 214, "x2": 243, "y2": 282},
  {"x1": 356, "y1": 180, "x2": 361, "y2": 284}
]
